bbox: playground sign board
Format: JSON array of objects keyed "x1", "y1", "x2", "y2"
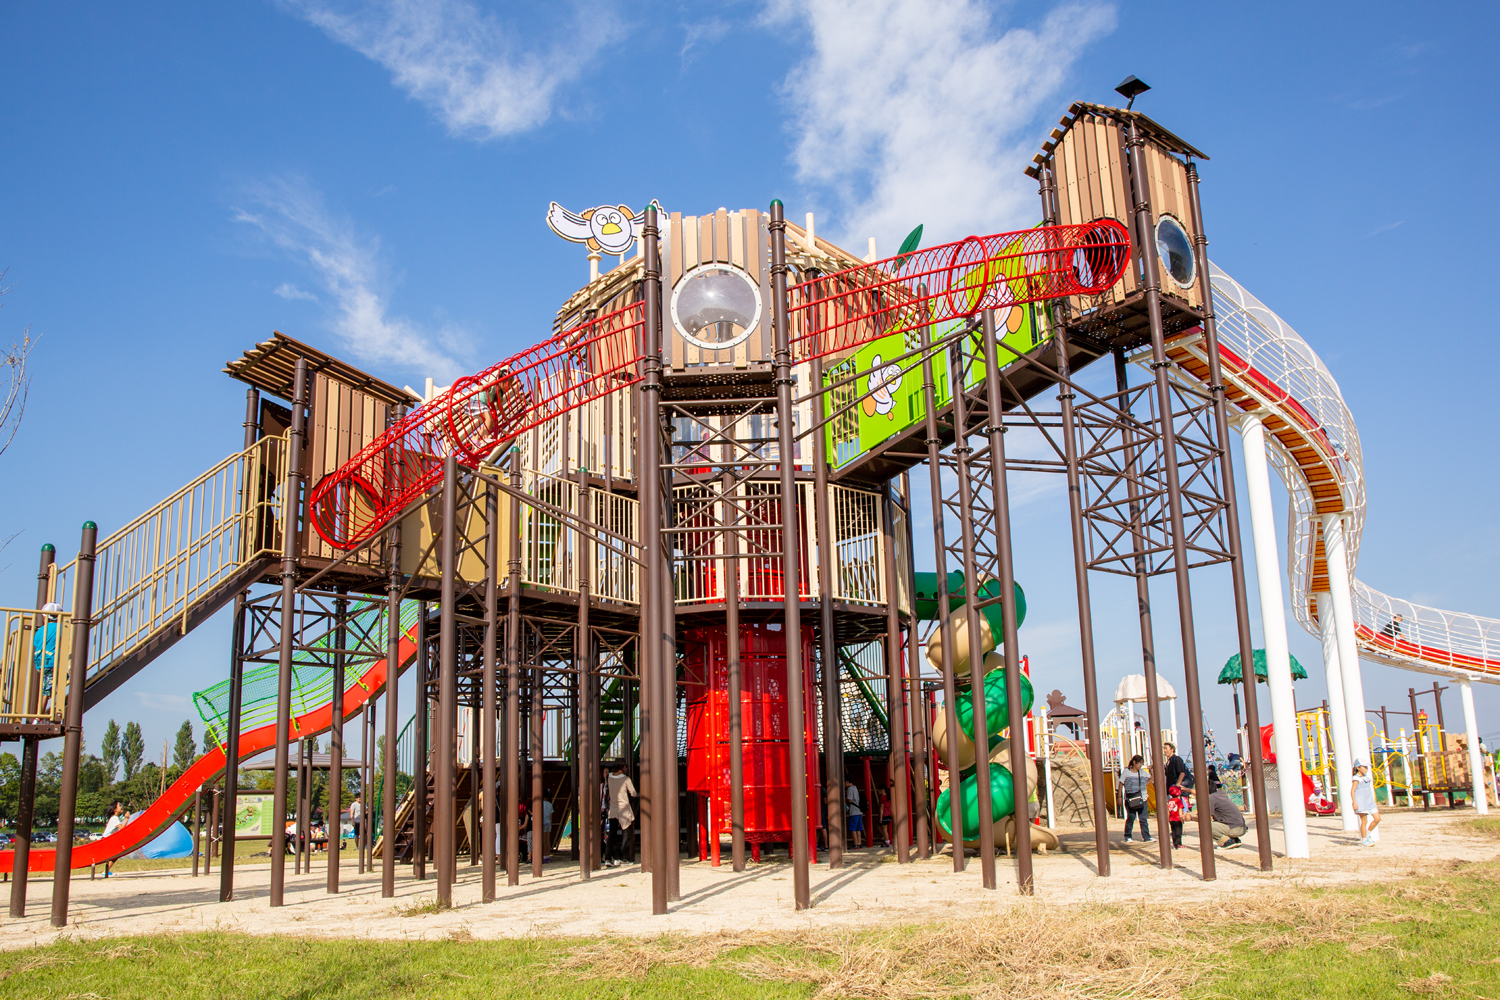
[{"x1": 233, "y1": 793, "x2": 274, "y2": 838}]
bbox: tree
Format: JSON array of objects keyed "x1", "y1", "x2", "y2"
[
  {"x1": 0, "y1": 752, "x2": 19, "y2": 822},
  {"x1": 101, "y1": 719, "x2": 121, "y2": 783},
  {"x1": 202, "y1": 725, "x2": 219, "y2": 755},
  {"x1": 173, "y1": 720, "x2": 196, "y2": 771},
  {"x1": 121, "y1": 721, "x2": 144, "y2": 781}
]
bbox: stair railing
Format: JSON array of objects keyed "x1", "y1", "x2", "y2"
[{"x1": 50, "y1": 433, "x2": 290, "y2": 692}]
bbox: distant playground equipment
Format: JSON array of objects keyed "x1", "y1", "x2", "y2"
[{"x1": 5, "y1": 84, "x2": 1499, "y2": 930}]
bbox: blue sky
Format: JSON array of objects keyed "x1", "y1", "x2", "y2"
[{"x1": 3, "y1": 1, "x2": 1498, "y2": 764}]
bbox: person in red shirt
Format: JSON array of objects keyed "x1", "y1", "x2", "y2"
[{"x1": 1166, "y1": 784, "x2": 1189, "y2": 848}]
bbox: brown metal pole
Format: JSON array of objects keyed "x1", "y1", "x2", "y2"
[
  {"x1": 575, "y1": 466, "x2": 594, "y2": 881},
  {"x1": 482, "y1": 480, "x2": 499, "y2": 900},
  {"x1": 381, "y1": 405, "x2": 405, "y2": 897},
  {"x1": 1185, "y1": 160, "x2": 1273, "y2": 872},
  {"x1": 328, "y1": 590, "x2": 347, "y2": 893},
  {"x1": 219, "y1": 387, "x2": 258, "y2": 897},
  {"x1": 1039, "y1": 163, "x2": 1111, "y2": 876},
  {"x1": 811, "y1": 353, "x2": 845, "y2": 868},
  {"x1": 949, "y1": 336, "x2": 997, "y2": 888},
  {"x1": 640, "y1": 206, "x2": 667, "y2": 912},
  {"x1": 436, "y1": 454, "x2": 459, "y2": 905},
  {"x1": 300, "y1": 734, "x2": 312, "y2": 875},
  {"x1": 506, "y1": 457, "x2": 523, "y2": 884},
  {"x1": 530, "y1": 664, "x2": 544, "y2": 877},
  {"x1": 413, "y1": 606, "x2": 430, "y2": 880},
  {"x1": 1125, "y1": 120, "x2": 1215, "y2": 880},
  {"x1": 768, "y1": 200, "x2": 811, "y2": 909},
  {"x1": 218, "y1": 591, "x2": 248, "y2": 899},
  {"x1": 980, "y1": 308, "x2": 1033, "y2": 890},
  {"x1": 900, "y1": 474, "x2": 931, "y2": 860},
  {"x1": 722, "y1": 462, "x2": 747, "y2": 872},
  {"x1": 9, "y1": 543, "x2": 55, "y2": 917},
  {"x1": 882, "y1": 488, "x2": 911, "y2": 862},
  {"x1": 661, "y1": 508, "x2": 680, "y2": 900},
  {"x1": 1114, "y1": 349, "x2": 1171, "y2": 870},
  {"x1": 270, "y1": 358, "x2": 309, "y2": 906},
  {"x1": 919, "y1": 318, "x2": 966, "y2": 870}
]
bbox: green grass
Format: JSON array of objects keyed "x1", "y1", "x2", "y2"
[
  {"x1": 4, "y1": 862, "x2": 1500, "y2": 999},
  {"x1": 1200, "y1": 862, "x2": 1500, "y2": 999},
  {"x1": 0, "y1": 935, "x2": 805, "y2": 1000},
  {"x1": 1461, "y1": 817, "x2": 1500, "y2": 839}
]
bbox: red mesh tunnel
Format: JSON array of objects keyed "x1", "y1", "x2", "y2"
[{"x1": 307, "y1": 220, "x2": 1130, "y2": 551}]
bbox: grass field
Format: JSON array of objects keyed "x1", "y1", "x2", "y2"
[{"x1": 4, "y1": 860, "x2": 1498, "y2": 999}]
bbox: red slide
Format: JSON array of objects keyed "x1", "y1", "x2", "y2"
[
  {"x1": 1, "y1": 627, "x2": 419, "y2": 873},
  {"x1": 1259, "y1": 723, "x2": 1337, "y2": 817}
]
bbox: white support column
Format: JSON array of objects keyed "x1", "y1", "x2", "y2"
[
  {"x1": 1316, "y1": 592, "x2": 1358, "y2": 831},
  {"x1": 1321, "y1": 514, "x2": 1372, "y2": 766},
  {"x1": 1460, "y1": 678, "x2": 1490, "y2": 815},
  {"x1": 1237, "y1": 414, "x2": 1310, "y2": 857}
]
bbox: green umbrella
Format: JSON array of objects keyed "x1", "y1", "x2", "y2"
[{"x1": 1219, "y1": 648, "x2": 1308, "y2": 685}]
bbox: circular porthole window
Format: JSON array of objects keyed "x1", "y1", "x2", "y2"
[
  {"x1": 670, "y1": 263, "x2": 762, "y2": 351},
  {"x1": 1155, "y1": 215, "x2": 1196, "y2": 290}
]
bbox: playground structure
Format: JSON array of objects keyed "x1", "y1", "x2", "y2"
[{"x1": 2, "y1": 92, "x2": 1497, "y2": 929}]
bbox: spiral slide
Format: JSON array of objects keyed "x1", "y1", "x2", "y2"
[
  {"x1": 1166, "y1": 263, "x2": 1500, "y2": 682},
  {"x1": 0, "y1": 623, "x2": 420, "y2": 874}
]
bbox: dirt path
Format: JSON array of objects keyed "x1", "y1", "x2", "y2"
[{"x1": 3, "y1": 811, "x2": 1492, "y2": 949}]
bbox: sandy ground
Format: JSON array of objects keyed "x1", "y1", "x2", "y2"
[{"x1": 2, "y1": 810, "x2": 1495, "y2": 949}]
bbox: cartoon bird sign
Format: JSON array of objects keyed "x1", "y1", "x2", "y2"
[
  {"x1": 546, "y1": 201, "x2": 658, "y2": 256},
  {"x1": 862, "y1": 355, "x2": 904, "y2": 419}
]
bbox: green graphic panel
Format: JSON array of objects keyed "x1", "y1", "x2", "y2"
[{"x1": 820, "y1": 281, "x2": 1052, "y2": 470}]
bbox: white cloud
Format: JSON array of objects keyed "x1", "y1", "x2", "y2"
[
  {"x1": 771, "y1": 0, "x2": 1116, "y2": 248},
  {"x1": 282, "y1": 0, "x2": 623, "y2": 139},
  {"x1": 274, "y1": 282, "x2": 318, "y2": 302},
  {"x1": 235, "y1": 175, "x2": 466, "y2": 380}
]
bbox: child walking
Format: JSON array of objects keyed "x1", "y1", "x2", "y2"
[{"x1": 1353, "y1": 760, "x2": 1381, "y2": 846}]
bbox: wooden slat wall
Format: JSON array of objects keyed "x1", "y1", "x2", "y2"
[
  {"x1": 307, "y1": 372, "x2": 390, "y2": 560},
  {"x1": 665, "y1": 208, "x2": 773, "y2": 368},
  {"x1": 1050, "y1": 114, "x2": 1205, "y2": 314}
]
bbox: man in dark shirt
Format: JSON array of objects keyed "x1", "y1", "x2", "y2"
[
  {"x1": 1207, "y1": 783, "x2": 1247, "y2": 848},
  {"x1": 1163, "y1": 742, "x2": 1189, "y2": 790}
]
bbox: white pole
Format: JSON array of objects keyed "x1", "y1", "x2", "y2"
[
  {"x1": 1460, "y1": 678, "x2": 1489, "y2": 815},
  {"x1": 1316, "y1": 592, "x2": 1358, "y2": 830},
  {"x1": 1237, "y1": 414, "x2": 1310, "y2": 857},
  {"x1": 1169, "y1": 699, "x2": 1177, "y2": 742},
  {"x1": 1322, "y1": 514, "x2": 1372, "y2": 768},
  {"x1": 1040, "y1": 708, "x2": 1055, "y2": 827}
]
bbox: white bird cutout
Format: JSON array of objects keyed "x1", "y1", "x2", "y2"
[{"x1": 546, "y1": 201, "x2": 657, "y2": 256}]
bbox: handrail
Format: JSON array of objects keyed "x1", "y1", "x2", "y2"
[
  {"x1": 51, "y1": 433, "x2": 289, "y2": 694},
  {"x1": 0, "y1": 608, "x2": 72, "y2": 725}
]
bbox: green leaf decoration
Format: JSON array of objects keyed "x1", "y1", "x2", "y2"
[{"x1": 893, "y1": 224, "x2": 923, "y2": 270}]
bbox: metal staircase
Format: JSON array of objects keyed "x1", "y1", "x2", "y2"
[{"x1": 1, "y1": 433, "x2": 289, "y2": 729}]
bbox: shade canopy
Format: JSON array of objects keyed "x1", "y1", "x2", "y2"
[
  {"x1": 1218, "y1": 649, "x2": 1308, "y2": 685},
  {"x1": 1112, "y1": 673, "x2": 1177, "y2": 704}
]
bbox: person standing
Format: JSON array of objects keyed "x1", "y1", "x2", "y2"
[
  {"x1": 605, "y1": 764, "x2": 636, "y2": 867},
  {"x1": 101, "y1": 802, "x2": 126, "y2": 877},
  {"x1": 1166, "y1": 784, "x2": 1188, "y2": 848},
  {"x1": 844, "y1": 779, "x2": 864, "y2": 849},
  {"x1": 349, "y1": 793, "x2": 363, "y2": 846},
  {"x1": 1352, "y1": 761, "x2": 1381, "y2": 846},
  {"x1": 1121, "y1": 755, "x2": 1152, "y2": 843},
  {"x1": 1162, "y1": 742, "x2": 1189, "y2": 790}
]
